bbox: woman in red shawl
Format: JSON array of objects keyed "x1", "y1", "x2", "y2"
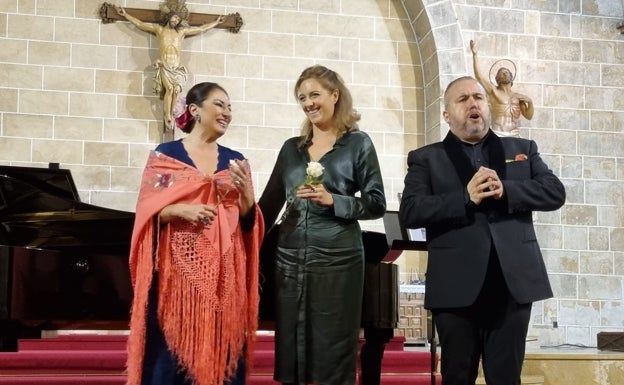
[{"x1": 126, "y1": 82, "x2": 264, "y2": 385}]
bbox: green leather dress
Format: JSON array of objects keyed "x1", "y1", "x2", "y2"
[{"x1": 259, "y1": 130, "x2": 386, "y2": 385}]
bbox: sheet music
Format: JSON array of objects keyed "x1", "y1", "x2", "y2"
[{"x1": 408, "y1": 228, "x2": 426, "y2": 242}]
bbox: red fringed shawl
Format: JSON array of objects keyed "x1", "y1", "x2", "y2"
[{"x1": 126, "y1": 151, "x2": 264, "y2": 385}]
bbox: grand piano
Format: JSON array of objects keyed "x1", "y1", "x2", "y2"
[{"x1": 0, "y1": 164, "x2": 135, "y2": 351}]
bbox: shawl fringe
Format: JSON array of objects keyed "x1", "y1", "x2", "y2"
[{"x1": 126, "y1": 151, "x2": 263, "y2": 385}]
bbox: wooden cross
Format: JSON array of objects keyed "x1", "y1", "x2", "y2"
[
  {"x1": 99, "y1": 2, "x2": 243, "y2": 142},
  {"x1": 99, "y1": 2, "x2": 243, "y2": 33}
]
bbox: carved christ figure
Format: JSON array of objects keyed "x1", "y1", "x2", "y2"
[
  {"x1": 115, "y1": 3, "x2": 224, "y2": 131},
  {"x1": 470, "y1": 40, "x2": 534, "y2": 137}
]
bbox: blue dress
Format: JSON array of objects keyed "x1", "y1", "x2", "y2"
[{"x1": 141, "y1": 139, "x2": 246, "y2": 385}]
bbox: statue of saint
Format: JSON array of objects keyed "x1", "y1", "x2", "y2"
[
  {"x1": 115, "y1": 1, "x2": 224, "y2": 131},
  {"x1": 470, "y1": 40, "x2": 534, "y2": 137}
]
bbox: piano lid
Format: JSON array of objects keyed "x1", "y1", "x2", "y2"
[
  {"x1": 0, "y1": 164, "x2": 80, "y2": 204},
  {"x1": 0, "y1": 164, "x2": 134, "y2": 250}
]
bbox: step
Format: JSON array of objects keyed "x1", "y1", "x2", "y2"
[
  {"x1": 16, "y1": 333, "x2": 409, "y2": 352},
  {"x1": 18, "y1": 335, "x2": 128, "y2": 352},
  {"x1": 379, "y1": 350, "x2": 435, "y2": 373},
  {"x1": 250, "y1": 349, "x2": 435, "y2": 374},
  {"x1": 249, "y1": 374, "x2": 280, "y2": 385},
  {"x1": 0, "y1": 374, "x2": 440, "y2": 385},
  {"x1": 1, "y1": 334, "x2": 439, "y2": 384},
  {"x1": 257, "y1": 336, "x2": 408, "y2": 352},
  {"x1": 249, "y1": 373, "x2": 440, "y2": 385},
  {"x1": 248, "y1": 374, "x2": 440, "y2": 385},
  {"x1": 1, "y1": 349, "x2": 435, "y2": 375},
  {"x1": 254, "y1": 334, "x2": 276, "y2": 351},
  {"x1": 6, "y1": 347, "x2": 269, "y2": 375},
  {"x1": 0, "y1": 350, "x2": 126, "y2": 374},
  {"x1": 251, "y1": 350, "x2": 274, "y2": 374},
  {"x1": 0, "y1": 375, "x2": 126, "y2": 385},
  {"x1": 374, "y1": 373, "x2": 441, "y2": 385},
  {"x1": 0, "y1": 375, "x2": 442, "y2": 385}
]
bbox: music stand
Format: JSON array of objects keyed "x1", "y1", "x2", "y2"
[{"x1": 381, "y1": 211, "x2": 437, "y2": 385}]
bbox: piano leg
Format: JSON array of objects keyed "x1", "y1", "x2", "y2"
[
  {"x1": 0, "y1": 319, "x2": 41, "y2": 352},
  {"x1": 0, "y1": 249, "x2": 21, "y2": 352},
  {"x1": 0, "y1": 320, "x2": 18, "y2": 351},
  {"x1": 359, "y1": 258, "x2": 398, "y2": 385},
  {"x1": 360, "y1": 326, "x2": 393, "y2": 385}
]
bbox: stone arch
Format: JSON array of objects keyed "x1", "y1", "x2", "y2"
[{"x1": 401, "y1": 0, "x2": 467, "y2": 143}]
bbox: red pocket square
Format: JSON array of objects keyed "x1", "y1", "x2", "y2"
[{"x1": 506, "y1": 153, "x2": 528, "y2": 163}]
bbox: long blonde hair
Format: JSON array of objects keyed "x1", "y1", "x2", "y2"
[{"x1": 294, "y1": 65, "x2": 360, "y2": 146}]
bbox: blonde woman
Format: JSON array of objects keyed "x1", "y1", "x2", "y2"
[{"x1": 259, "y1": 65, "x2": 386, "y2": 385}]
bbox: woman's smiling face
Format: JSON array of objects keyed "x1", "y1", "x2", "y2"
[
  {"x1": 190, "y1": 88, "x2": 232, "y2": 136},
  {"x1": 296, "y1": 78, "x2": 338, "y2": 131}
]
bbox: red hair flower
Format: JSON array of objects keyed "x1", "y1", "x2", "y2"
[{"x1": 173, "y1": 96, "x2": 192, "y2": 129}]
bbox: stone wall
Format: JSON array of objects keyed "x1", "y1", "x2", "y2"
[{"x1": 0, "y1": 0, "x2": 622, "y2": 346}]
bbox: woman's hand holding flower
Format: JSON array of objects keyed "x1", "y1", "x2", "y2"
[
  {"x1": 297, "y1": 161, "x2": 333, "y2": 206},
  {"x1": 296, "y1": 183, "x2": 333, "y2": 207}
]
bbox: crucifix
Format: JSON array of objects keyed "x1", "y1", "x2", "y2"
[{"x1": 100, "y1": 1, "x2": 243, "y2": 142}]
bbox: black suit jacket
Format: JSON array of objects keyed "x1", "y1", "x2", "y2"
[{"x1": 399, "y1": 131, "x2": 566, "y2": 309}]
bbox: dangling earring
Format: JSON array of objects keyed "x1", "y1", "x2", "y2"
[{"x1": 195, "y1": 114, "x2": 201, "y2": 123}]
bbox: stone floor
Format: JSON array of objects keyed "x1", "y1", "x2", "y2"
[{"x1": 404, "y1": 342, "x2": 624, "y2": 385}]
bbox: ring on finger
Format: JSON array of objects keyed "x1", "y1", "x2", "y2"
[
  {"x1": 235, "y1": 179, "x2": 242, "y2": 185},
  {"x1": 311, "y1": 187, "x2": 316, "y2": 193},
  {"x1": 201, "y1": 216, "x2": 209, "y2": 224}
]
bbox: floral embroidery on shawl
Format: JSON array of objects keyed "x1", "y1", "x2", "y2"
[{"x1": 126, "y1": 151, "x2": 263, "y2": 385}]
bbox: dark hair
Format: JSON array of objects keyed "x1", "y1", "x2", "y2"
[
  {"x1": 177, "y1": 82, "x2": 228, "y2": 133},
  {"x1": 443, "y1": 76, "x2": 482, "y2": 108},
  {"x1": 294, "y1": 65, "x2": 360, "y2": 144}
]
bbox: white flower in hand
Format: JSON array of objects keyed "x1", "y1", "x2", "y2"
[{"x1": 304, "y1": 161, "x2": 324, "y2": 185}]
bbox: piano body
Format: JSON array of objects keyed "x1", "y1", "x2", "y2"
[{"x1": 0, "y1": 164, "x2": 135, "y2": 351}]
